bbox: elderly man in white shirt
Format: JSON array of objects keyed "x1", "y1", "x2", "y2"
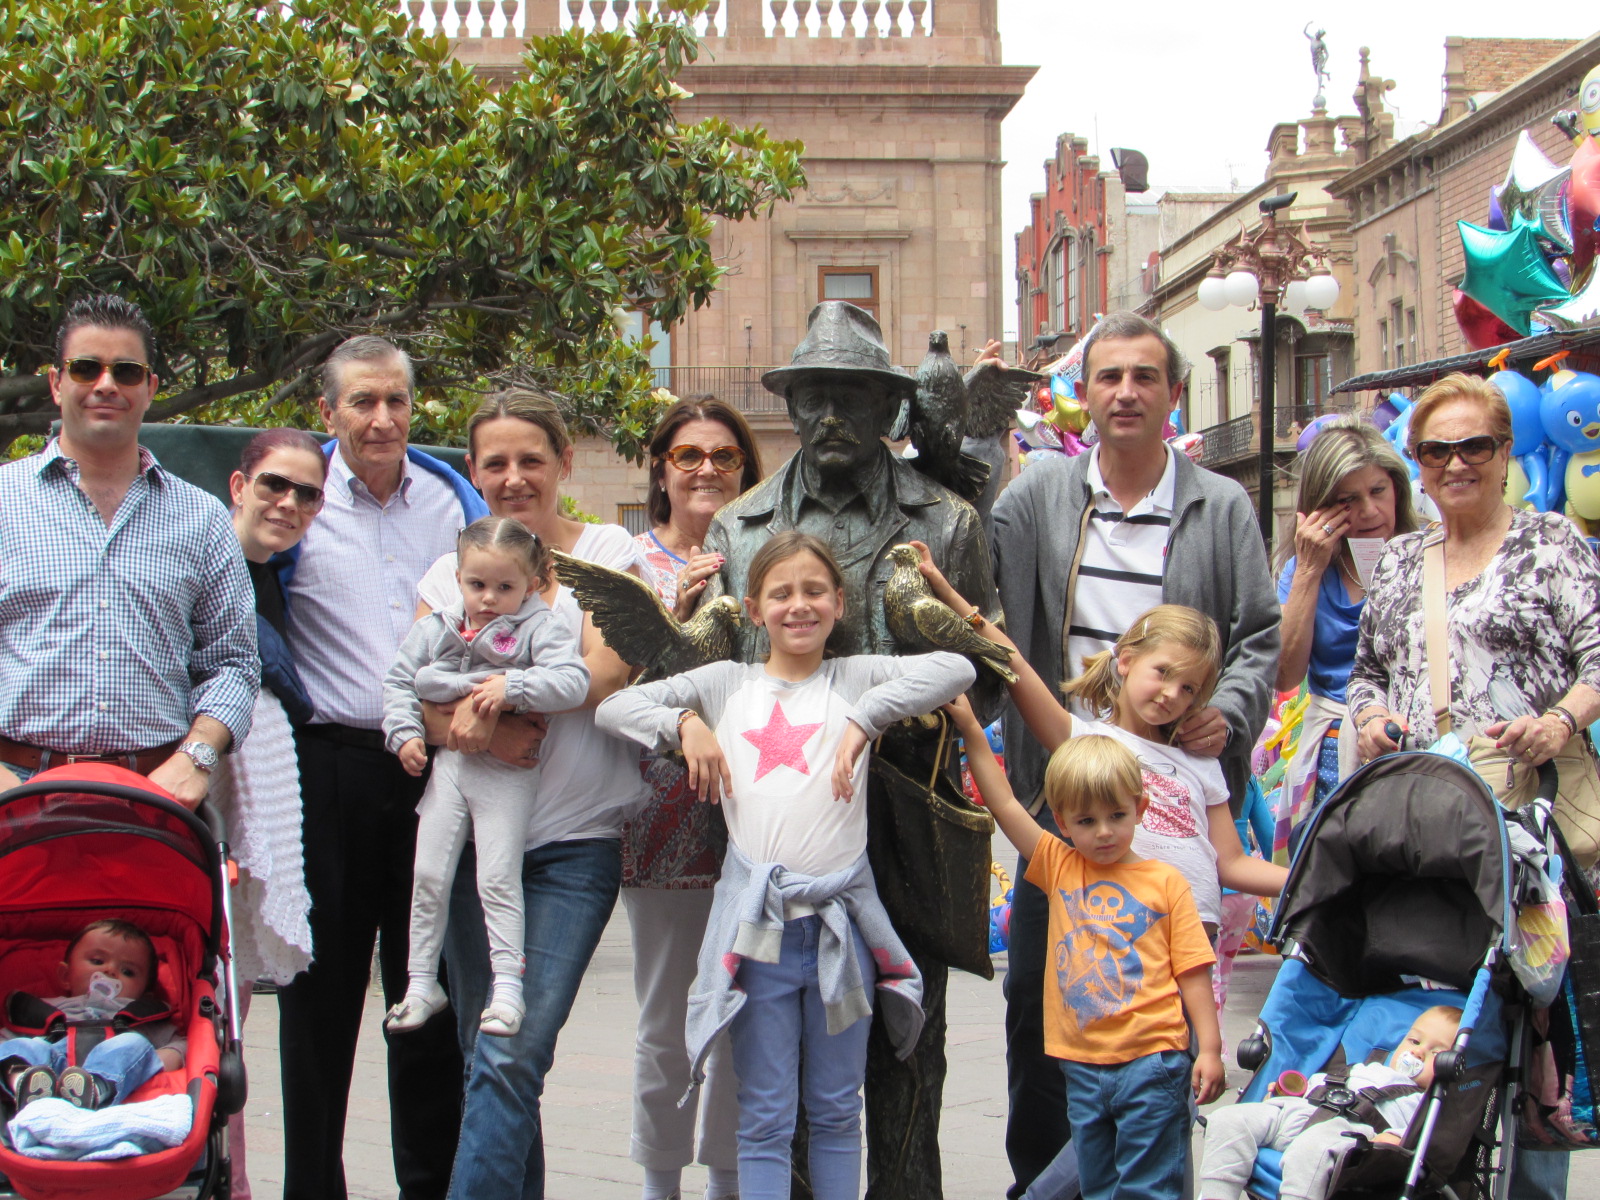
[{"x1": 277, "y1": 336, "x2": 490, "y2": 1200}]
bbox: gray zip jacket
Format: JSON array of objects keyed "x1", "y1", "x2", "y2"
[
  {"x1": 382, "y1": 591, "x2": 589, "y2": 754},
  {"x1": 992, "y1": 449, "x2": 1280, "y2": 810}
]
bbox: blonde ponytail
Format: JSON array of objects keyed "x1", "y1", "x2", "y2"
[{"x1": 1061, "y1": 649, "x2": 1122, "y2": 715}]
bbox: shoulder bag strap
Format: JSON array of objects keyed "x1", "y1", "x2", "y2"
[{"x1": 1421, "y1": 531, "x2": 1453, "y2": 738}]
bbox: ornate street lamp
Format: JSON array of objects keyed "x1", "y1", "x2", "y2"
[{"x1": 1197, "y1": 192, "x2": 1340, "y2": 545}]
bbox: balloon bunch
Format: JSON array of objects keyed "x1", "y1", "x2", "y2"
[
  {"x1": 1456, "y1": 66, "x2": 1600, "y2": 346},
  {"x1": 1015, "y1": 333, "x2": 1091, "y2": 462}
]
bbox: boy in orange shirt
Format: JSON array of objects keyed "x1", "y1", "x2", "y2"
[{"x1": 949, "y1": 699, "x2": 1223, "y2": 1200}]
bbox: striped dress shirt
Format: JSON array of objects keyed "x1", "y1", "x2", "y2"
[{"x1": 0, "y1": 440, "x2": 258, "y2": 754}]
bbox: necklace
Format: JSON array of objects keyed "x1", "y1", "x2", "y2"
[{"x1": 1335, "y1": 552, "x2": 1363, "y2": 596}]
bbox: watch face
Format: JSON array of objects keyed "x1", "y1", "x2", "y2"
[{"x1": 181, "y1": 742, "x2": 218, "y2": 771}]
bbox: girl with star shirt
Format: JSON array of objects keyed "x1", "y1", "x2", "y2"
[{"x1": 596, "y1": 531, "x2": 973, "y2": 1200}]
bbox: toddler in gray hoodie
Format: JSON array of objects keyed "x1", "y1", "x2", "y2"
[{"x1": 381, "y1": 517, "x2": 589, "y2": 1038}]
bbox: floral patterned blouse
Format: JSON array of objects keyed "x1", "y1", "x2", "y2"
[
  {"x1": 1346, "y1": 510, "x2": 1600, "y2": 748},
  {"x1": 618, "y1": 530, "x2": 728, "y2": 889}
]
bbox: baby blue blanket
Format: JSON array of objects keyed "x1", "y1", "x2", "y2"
[{"x1": 8, "y1": 1093, "x2": 193, "y2": 1160}]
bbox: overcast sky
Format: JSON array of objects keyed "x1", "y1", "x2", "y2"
[{"x1": 993, "y1": 3, "x2": 1597, "y2": 336}]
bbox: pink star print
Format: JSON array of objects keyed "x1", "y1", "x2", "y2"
[{"x1": 741, "y1": 700, "x2": 822, "y2": 782}]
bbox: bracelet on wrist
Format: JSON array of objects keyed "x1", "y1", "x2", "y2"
[
  {"x1": 962, "y1": 606, "x2": 984, "y2": 630},
  {"x1": 675, "y1": 709, "x2": 698, "y2": 741},
  {"x1": 1359, "y1": 712, "x2": 1389, "y2": 732},
  {"x1": 1544, "y1": 705, "x2": 1578, "y2": 738}
]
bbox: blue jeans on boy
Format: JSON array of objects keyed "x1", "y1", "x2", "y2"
[
  {"x1": 442, "y1": 837, "x2": 622, "y2": 1200},
  {"x1": 1061, "y1": 1050, "x2": 1191, "y2": 1200},
  {"x1": 728, "y1": 914, "x2": 874, "y2": 1200},
  {"x1": 0, "y1": 1031, "x2": 163, "y2": 1104}
]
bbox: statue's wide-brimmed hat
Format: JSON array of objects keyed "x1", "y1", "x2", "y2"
[{"x1": 761, "y1": 302, "x2": 916, "y2": 399}]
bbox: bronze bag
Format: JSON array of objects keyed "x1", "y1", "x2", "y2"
[
  {"x1": 866, "y1": 716, "x2": 997, "y2": 980},
  {"x1": 1422, "y1": 536, "x2": 1600, "y2": 867}
]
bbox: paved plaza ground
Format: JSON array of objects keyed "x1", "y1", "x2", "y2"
[{"x1": 232, "y1": 854, "x2": 1600, "y2": 1200}]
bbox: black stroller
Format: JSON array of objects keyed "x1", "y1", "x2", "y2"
[{"x1": 1231, "y1": 751, "x2": 1579, "y2": 1200}]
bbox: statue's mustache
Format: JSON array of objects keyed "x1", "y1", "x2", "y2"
[{"x1": 811, "y1": 419, "x2": 859, "y2": 446}]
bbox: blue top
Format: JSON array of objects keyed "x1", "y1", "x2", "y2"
[{"x1": 1277, "y1": 557, "x2": 1362, "y2": 703}]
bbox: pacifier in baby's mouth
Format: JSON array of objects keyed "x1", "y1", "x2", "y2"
[
  {"x1": 86, "y1": 972, "x2": 123, "y2": 1007},
  {"x1": 1394, "y1": 1050, "x2": 1426, "y2": 1080}
]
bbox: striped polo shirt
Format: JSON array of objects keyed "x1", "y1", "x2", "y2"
[{"x1": 1065, "y1": 445, "x2": 1175, "y2": 708}]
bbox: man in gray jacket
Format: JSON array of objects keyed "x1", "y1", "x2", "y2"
[{"x1": 991, "y1": 311, "x2": 1280, "y2": 1198}]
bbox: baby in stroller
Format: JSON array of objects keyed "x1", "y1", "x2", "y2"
[
  {"x1": 0, "y1": 919, "x2": 184, "y2": 1113},
  {"x1": 1200, "y1": 1005, "x2": 1461, "y2": 1200}
]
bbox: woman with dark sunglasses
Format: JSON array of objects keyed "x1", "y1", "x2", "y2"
[
  {"x1": 210, "y1": 427, "x2": 328, "y2": 1200},
  {"x1": 1346, "y1": 374, "x2": 1600, "y2": 853},
  {"x1": 620, "y1": 396, "x2": 762, "y2": 1200}
]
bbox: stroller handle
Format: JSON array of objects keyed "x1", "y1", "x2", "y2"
[{"x1": 1534, "y1": 760, "x2": 1559, "y2": 805}]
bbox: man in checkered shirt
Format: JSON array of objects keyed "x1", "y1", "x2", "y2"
[{"x1": 0, "y1": 294, "x2": 257, "y2": 808}]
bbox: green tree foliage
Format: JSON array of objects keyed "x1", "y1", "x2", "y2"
[{"x1": 0, "y1": 0, "x2": 804, "y2": 455}]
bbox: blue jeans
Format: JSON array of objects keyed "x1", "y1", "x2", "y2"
[
  {"x1": 442, "y1": 837, "x2": 621, "y2": 1200},
  {"x1": 1510, "y1": 1149, "x2": 1569, "y2": 1200},
  {"x1": 1061, "y1": 1051, "x2": 1191, "y2": 1200},
  {"x1": 0, "y1": 1031, "x2": 163, "y2": 1104},
  {"x1": 728, "y1": 915, "x2": 874, "y2": 1200}
]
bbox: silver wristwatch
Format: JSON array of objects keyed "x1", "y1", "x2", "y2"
[{"x1": 178, "y1": 741, "x2": 219, "y2": 773}]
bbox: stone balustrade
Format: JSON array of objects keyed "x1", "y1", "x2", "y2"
[{"x1": 398, "y1": 0, "x2": 934, "y2": 40}]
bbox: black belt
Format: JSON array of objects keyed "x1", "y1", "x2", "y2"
[{"x1": 297, "y1": 722, "x2": 388, "y2": 753}]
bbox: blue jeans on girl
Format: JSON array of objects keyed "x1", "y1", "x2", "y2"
[
  {"x1": 728, "y1": 914, "x2": 875, "y2": 1200},
  {"x1": 1061, "y1": 1049, "x2": 1191, "y2": 1200},
  {"x1": 0, "y1": 1031, "x2": 164, "y2": 1104}
]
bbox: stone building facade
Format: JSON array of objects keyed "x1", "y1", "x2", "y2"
[
  {"x1": 434, "y1": 0, "x2": 1034, "y2": 526},
  {"x1": 1136, "y1": 105, "x2": 1359, "y2": 543},
  {"x1": 1328, "y1": 35, "x2": 1589, "y2": 382}
]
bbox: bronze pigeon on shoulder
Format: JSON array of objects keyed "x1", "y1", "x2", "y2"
[
  {"x1": 882, "y1": 543, "x2": 1016, "y2": 683},
  {"x1": 551, "y1": 550, "x2": 742, "y2": 682},
  {"x1": 908, "y1": 331, "x2": 990, "y2": 503}
]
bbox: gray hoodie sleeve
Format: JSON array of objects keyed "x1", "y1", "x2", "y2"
[
  {"x1": 382, "y1": 616, "x2": 446, "y2": 753},
  {"x1": 830, "y1": 652, "x2": 978, "y2": 740},
  {"x1": 594, "y1": 662, "x2": 745, "y2": 753},
  {"x1": 502, "y1": 608, "x2": 590, "y2": 715}
]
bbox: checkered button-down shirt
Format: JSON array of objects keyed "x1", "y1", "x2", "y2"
[{"x1": 0, "y1": 440, "x2": 258, "y2": 755}]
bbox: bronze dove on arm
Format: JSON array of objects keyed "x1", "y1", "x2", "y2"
[
  {"x1": 551, "y1": 550, "x2": 742, "y2": 682},
  {"x1": 883, "y1": 543, "x2": 1016, "y2": 683}
]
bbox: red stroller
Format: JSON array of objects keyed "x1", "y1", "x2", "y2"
[{"x1": 0, "y1": 764, "x2": 246, "y2": 1199}]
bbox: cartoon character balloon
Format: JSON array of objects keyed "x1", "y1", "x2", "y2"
[
  {"x1": 1540, "y1": 369, "x2": 1600, "y2": 517},
  {"x1": 1490, "y1": 369, "x2": 1551, "y2": 510}
]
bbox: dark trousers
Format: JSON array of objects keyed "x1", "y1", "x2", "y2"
[
  {"x1": 865, "y1": 949, "x2": 949, "y2": 1200},
  {"x1": 1004, "y1": 804, "x2": 1070, "y2": 1199},
  {"x1": 277, "y1": 730, "x2": 464, "y2": 1200}
]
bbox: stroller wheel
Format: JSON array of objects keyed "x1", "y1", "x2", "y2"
[
  {"x1": 1237, "y1": 1033, "x2": 1268, "y2": 1071},
  {"x1": 216, "y1": 1047, "x2": 248, "y2": 1116}
]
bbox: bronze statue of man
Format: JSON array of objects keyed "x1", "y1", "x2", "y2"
[{"x1": 704, "y1": 301, "x2": 1003, "y2": 1200}]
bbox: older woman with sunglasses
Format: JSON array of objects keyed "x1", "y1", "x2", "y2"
[
  {"x1": 623, "y1": 396, "x2": 762, "y2": 1200},
  {"x1": 211, "y1": 427, "x2": 328, "y2": 1200},
  {"x1": 1347, "y1": 373, "x2": 1600, "y2": 797}
]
